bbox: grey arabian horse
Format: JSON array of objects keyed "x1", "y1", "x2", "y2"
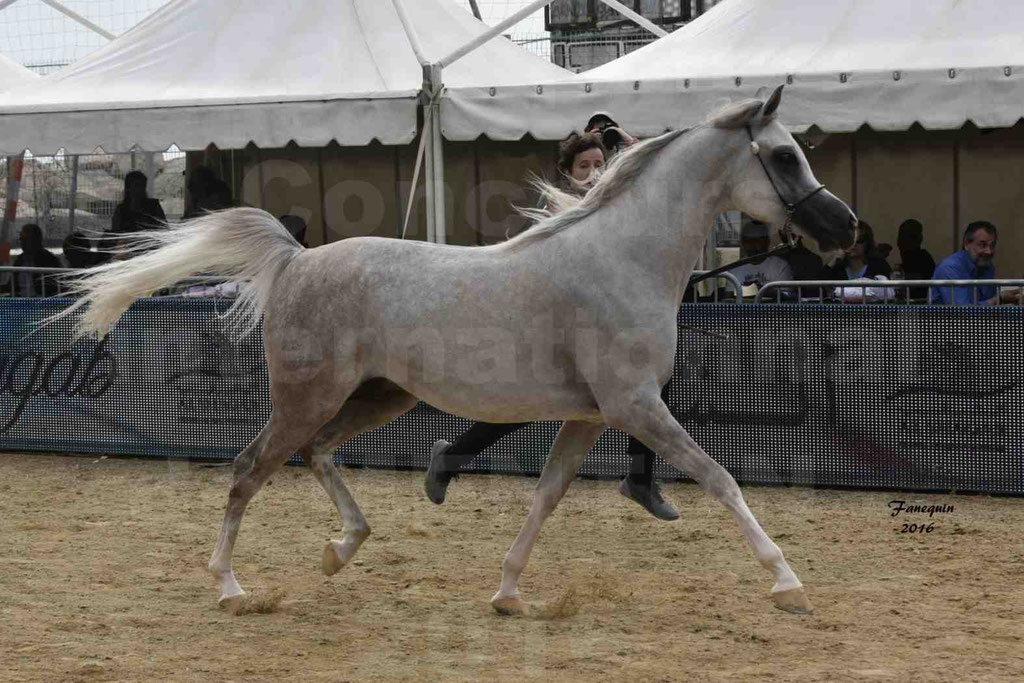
[{"x1": 56, "y1": 86, "x2": 855, "y2": 616}]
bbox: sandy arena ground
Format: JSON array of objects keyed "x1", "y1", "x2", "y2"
[{"x1": 1, "y1": 453, "x2": 1022, "y2": 682}]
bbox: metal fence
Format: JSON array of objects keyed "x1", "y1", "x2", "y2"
[{"x1": 756, "y1": 279, "x2": 1024, "y2": 305}]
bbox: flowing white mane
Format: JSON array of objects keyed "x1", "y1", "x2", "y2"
[
  {"x1": 500, "y1": 128, "x2": 689, "y2": 250},
  {"x1": 500, "y1": 98, "x2": 772, "y2": 251}
]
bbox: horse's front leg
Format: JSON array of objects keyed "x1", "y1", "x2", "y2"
[
  {"x1": 491, "y1": 420, "x2": 606, "y2": 615},
  {"x1": 607, "y1": 388, "x2": 811, "y2": 614}
]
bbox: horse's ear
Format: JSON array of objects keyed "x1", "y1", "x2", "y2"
[
  {"x1": 760, "y1": 84, "x2": 784, "y2": 118},
  {"x1": 708, "y1": 100, "x2": 763, "y2": 128}
]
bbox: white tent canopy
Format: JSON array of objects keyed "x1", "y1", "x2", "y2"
[
  {"x1": 442, "y1": 0, "x2": 1024, "y2": 140},
  {"x1": 0, "y1": 0, "x2": 568, "y2": 154},
  {"x1": 0, "y1": 53, "x2": 37, "y2": 89}
]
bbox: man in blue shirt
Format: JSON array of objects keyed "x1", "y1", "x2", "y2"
[{"x1": 931, "y1": 221, "x2": 1019, "y2": 305}]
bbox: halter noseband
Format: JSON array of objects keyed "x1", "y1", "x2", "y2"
[{"x1": 745, "y1": 125, "x2": 825, "y2": 246}]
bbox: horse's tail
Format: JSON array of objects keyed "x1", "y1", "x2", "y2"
[{"x1": 54, "y1": 207, "x2": 303, "y2": 339}]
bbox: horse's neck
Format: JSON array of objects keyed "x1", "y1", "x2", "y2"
[{"x1": 580, "y1": 127, "x2": 735, "y2": 303}]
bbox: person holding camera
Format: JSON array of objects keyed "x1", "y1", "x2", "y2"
[{"x1": 585, "y1": 112, "x2": 638, "y2": 156}]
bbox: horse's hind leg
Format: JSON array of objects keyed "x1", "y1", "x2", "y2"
[
  {"x1": 208, "y1": 410, "x2": 329, "y2": 609},
  {"x1": 295, "y1": 379, "x2": 417, "y2": 576},
  {"x1": 491, "y1": 420, "x2": 606, "y2": 615}
]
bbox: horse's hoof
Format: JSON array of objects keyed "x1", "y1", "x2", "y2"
[
  {"x1": 772, "y1": 586, "x2": 813, "y2": 614},
  {"x1": 322, "y1": 540, "x2": 347, "y2": 576},
  {"x1": 218, "y1": 590, "x2": 247, "y2": 612},
  {"x1": 491, "y1": 595, "x2": 527, "y2": 616}
]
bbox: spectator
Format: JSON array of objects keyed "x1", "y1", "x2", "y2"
[
  {"x1": 280, "y1": 214, "x2": 309, "y2": 248},
  {"x1": 896, "y1": 219, "x2": 936, "y2": 300},
  {"x1": 931, "y1": 220, "x2": 1019, "y2": 305},
  {"x1": 585, "y1": 112, "x2": 639, "y2": 154},
  {"x1": 824, "y1": 220, "x2": 894, "y2": 302},
  {"x1": 111, "y1": 171, "x2": 166, "y2": 235},
  {"x1": 779, "y1": 230, "x2": 823, "y2": 300},
  {"x1": 205, "y1": 179, "x2": 234, "y2": 211},
  {"x1": 13, "y1": 223, "x2": 61, "y2": 296},
  {"x1": 62, "y1": 232, "x2": 108, "y2": 269},
  {"x1": 730, "y1": 219, "x2": 792, "y2": 293},
  {"x1": 425, "y1": 124, "x2": 679, "y2": 522},
  {"x1": 183, "y1": 165, "x2": 217, "y2": 219}
]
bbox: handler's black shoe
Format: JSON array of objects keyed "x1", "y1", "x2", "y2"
[
  {"x1": 618, "y1": 477, "x2": 679, "y2": 521},
  {"x1": 424, "y1": 439, "x2": 455, "y2": 504}
]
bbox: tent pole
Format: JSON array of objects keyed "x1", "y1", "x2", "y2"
[
  {"x1": 596, "y1": 0, "x2": 669, "y2": 37},
  {"x1": 467, "y1": 0, "x2": 482, "y2": 21},
  {"x1": 430, "y1": 74, "x2": 446, "y2": 245},
  {"x1": 68, "y1": 155, "x2": 78, "y2": 233},
  {"x1": 39, "y1": 0, "x2": 116, "y2": 40},
  {"x1": 439, "y1": 0, "x2": 553, "y2": 68},
  {"x1": 391, "y1": 0, "x2": 430, "y2": 67},
  {"x1": 423, "y1": 105, "x2": 436, "y2": 243}
]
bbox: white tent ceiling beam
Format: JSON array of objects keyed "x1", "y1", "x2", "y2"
[
  {"x1": 390, "y1": 0, "x2": 430, "y2": 68},
  {"x1": 597, "y1": 0, "x2": 668, "y2": 38},
  {"x1": 438, "y1": 0, "x2": 554, "y2": 70},
  {"x1": 0, "y1": 0, "x2": 21, "y2": 12},
  {"x1": 39, "y1": 0, "x2": 116, "y2": 40}
]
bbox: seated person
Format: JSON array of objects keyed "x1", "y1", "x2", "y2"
[
  {"x1": 62, "y1": 232, "x2": 109, "y2": 268},
  {"x1": 729, "y1": 220, "x2": 792, "y2": 298},
  {"x1": 822, "y1": 220, "x2": 894, "y2": 302},
  {"x1": 779, "y1": 229, "x2": 824, "y2": 300},
  {"x1": 931, "y1": 220, "x2": 1019, "y2": 305},
  {"x1": 896, "y1": 219, "x2": 935, "y2": 299},
  {"x1": 111, "y1": 171, "x2": 166, "y2": 234},
  {"x1": 13, "y1": 223, "x2": 61, "y2": 296}
]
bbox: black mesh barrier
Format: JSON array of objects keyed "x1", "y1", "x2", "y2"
[{"x1": 1, "y1": 299, "x2": 1020, "y2": 495}]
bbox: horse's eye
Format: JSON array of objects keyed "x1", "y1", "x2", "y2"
[{"x1": 776, "y1": 151, "x2": 798, "y2": 164}]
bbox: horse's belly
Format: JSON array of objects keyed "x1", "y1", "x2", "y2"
[{"x1": 407, "y1": 383, "x2": 602, "y2": 424}]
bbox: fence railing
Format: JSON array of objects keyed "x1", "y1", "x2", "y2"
[
  {"x1": 0, "y1": 266, "x2": 226, "y2": 298},
  {"x1": 755, "y1": 279, "x2": 1024, "y2": 305},
  {"x1": 688, "y1": 270, "x2": 743, "y2": 303},
  {"x1": 0, "y1": 266, "x2": 747, "y2": 303}
]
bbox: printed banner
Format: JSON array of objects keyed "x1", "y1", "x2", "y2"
[{"x1": 0, "y1": 299, "x2": 1020, "y2": 494}]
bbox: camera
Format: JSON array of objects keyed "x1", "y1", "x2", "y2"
[{"x1": 601, "y1": 126, "x2": 622, "y2": 149}]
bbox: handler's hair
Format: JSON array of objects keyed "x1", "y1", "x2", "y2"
[{"x1": 556, "y1": 132, "x2": 608, "y2": 178}]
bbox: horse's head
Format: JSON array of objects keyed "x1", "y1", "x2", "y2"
[{"x1": 712, "y1": 85, "x2": 857, "y2": 256}]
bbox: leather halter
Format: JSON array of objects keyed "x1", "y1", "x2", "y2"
[
  {"x1": 691, "y1": 125, "x2": 826, "y2": 287},
  {"x1": 744, "y1": 124, "x2": 825, "y2": 243}
]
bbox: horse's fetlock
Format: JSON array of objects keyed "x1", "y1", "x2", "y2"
[{"x1": 349, "y1": 521, "x2": 371, "y2": 542}]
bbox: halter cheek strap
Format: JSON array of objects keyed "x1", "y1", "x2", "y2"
[{"x1": 745, "y1": 125, "x2": 825, "y2": 246}]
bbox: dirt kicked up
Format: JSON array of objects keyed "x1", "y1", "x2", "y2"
[{"x1": 1, "y1": 453, "x2": 1022, "y2": 682}]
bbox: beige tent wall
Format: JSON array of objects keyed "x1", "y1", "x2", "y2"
[
  {"x1": 854, "y1": 128, "x2": 959, "y2": 265},
  {"x1": 186, "y1": 126, "x2": 1024, "y2": 276},
  {"x1": 958, "y1": 123, "x2": 1024, "y2": 279},
  {"x1": 803, "y1": 124, "x2": 1024, "y2": 277},
  {"x1": 186, "y1": 136, "x2": 557, "y2": 248}
]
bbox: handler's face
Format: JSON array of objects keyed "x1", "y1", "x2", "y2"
[{"x1": 571, "y1": 147, "x2": 605, "y2": 185}]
